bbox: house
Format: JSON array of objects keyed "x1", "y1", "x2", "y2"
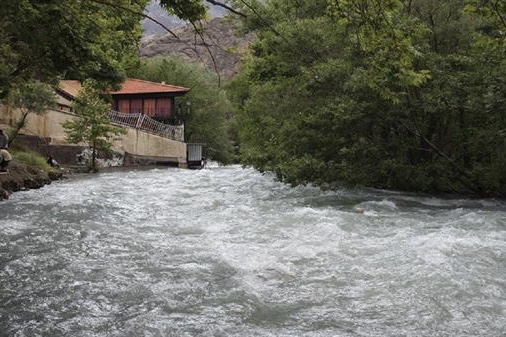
[
  {"x1": 57, "y1": 78, "x2": 190, "y2": 121},
  {"x1": 1, "y1": 78, "x2": 193, "y2": 168}
]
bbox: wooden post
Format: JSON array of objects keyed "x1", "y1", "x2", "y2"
[{"x1": 135, "y1": 114, "x2": 145, "y2": 129}]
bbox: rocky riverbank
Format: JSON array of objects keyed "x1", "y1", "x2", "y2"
[{"x1": 0, "y1": 160, "x2": 63, "y2": 200}]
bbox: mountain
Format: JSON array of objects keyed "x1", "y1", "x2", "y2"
[{"x1": 140, "y1": 17, "x2": 255, "y2": 80}]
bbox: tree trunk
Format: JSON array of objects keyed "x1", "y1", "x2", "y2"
[
  {"x1": 8, "y1": 111, "x2": 29, "y2": 146},
  {"x1": 91, "y1": 143, "x2": 97, "y2": 172}
]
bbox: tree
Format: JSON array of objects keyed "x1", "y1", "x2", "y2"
[
  {"x1": 159, "y1": 0, "x2": 246, "y2": 21},
  {"x1": 0, "y1": 0, "x2": 250, "y2": 100},
  {"x1": 158, "y1": 0, "x2": 208, "y2": 22},
  {"x1": 62, "y1": 80, "x2": 126, "y2": 172},
  {"x1": 131, "y1": 57, "x2": 236, "y2": 164},
  {"x1": 233, "y1": 0, "x2": 429, "y2": 182},
  {"x1": 7, "y1": 81, "x2": 56, "y2": 146},
  {"x1": 0, "y1": 0, "x2": 153, "y2": 98},
  {"x1": 0, "y1": 0, "x2": 243, "y2": 99},
  {"x1": 231, "y1": 0, "x2": 506, "y2": 197}
]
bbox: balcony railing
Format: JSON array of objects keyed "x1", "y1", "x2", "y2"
[{"x1": 108, "y1": 110, "x2": 184, "y2": 142}]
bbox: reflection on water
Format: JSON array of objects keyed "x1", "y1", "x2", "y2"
[{"x1": 1, "y1": 165, "x2": 505, "y2": 336}]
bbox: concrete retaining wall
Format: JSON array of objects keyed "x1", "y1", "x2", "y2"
[{"x1": 0, "y1": 106, "x2": 187, "y2": 167}]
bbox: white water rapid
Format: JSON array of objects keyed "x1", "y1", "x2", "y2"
[{"x1": 1, "y1": 165, "x2": 505, "y2": 336}]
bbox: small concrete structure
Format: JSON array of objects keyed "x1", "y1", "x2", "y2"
[{"x1": 187, "y1": 143, "x2": 205, "y2": 169}]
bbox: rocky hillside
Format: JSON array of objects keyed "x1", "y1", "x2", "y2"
[{"x1": 140, "y1": 17, "x2": 255, "y2": 80}]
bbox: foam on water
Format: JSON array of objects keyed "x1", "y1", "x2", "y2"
[{"x1": 1, "y1": 165, "x2": 506, "y2": 336}]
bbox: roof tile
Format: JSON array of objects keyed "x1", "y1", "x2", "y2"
[
  {"x1": 58, "y1": 78, "x2": 190, "y2": 98},
  {"x1": 111, "y1": 78, "x2": 190, "y2": 95}
]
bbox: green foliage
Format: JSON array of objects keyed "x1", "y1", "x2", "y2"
[
  {"x1": 11, "y1": 150, "x2": 53, "y2": 172},
  {"x1": 131, "y1": 57, "x2": 236, "y2": 164},
  {"x1": 0, "y1": 0, "x2": 151, "y2": 98},
  {"x1": 9, "y1": 81, "x2": 56, "y2": 115},
  {"x1": 7, "y1": 80, "x2": 57, "y2": 145},
  {"x1": 62, "y1": 80, "x2": 126, "y2": 172},
  {"x1": 159, "y1": 0, "x2": 207, "y2": 22},
  {"x1": 232, "y1": 0, "x2": 506, "y2": 197},
  {"x1": 0, "y1": 0, "x2": 240, "y2": 99}
]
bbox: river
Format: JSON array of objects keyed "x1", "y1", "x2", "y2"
[{"x1": 0, "y1": 165, "x2": 505, "y2": 336}]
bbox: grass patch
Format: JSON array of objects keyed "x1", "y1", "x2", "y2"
[{"x1": 11, "y1": 150, "x2": 53, "y2": 172}]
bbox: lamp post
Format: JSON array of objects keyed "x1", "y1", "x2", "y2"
[
  {"x1": 183, "y1": 101, "x2": 191, "y2": 140},
  {"x1": 185, "y1": 101, "x2": 191, "y2": 117}
]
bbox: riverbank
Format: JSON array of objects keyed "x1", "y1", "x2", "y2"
[
  {"x1": 0, "y1": 161, "x2": 179, "y2": 200},
  {"x1": 0, "y1": 160, "x2": 64, "y2": 200}
]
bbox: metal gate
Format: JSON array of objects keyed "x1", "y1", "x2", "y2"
[{"x1": 187, "y1": 143, "x2": 204, "y2": 169}]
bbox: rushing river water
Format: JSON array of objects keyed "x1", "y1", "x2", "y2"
[{"x1": 0, "y1": 165, "x2": 505, "y2": 337}]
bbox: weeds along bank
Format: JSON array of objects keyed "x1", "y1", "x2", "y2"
[{"x1": 0, "y1": 154, "x2": 63, "y2": 200}]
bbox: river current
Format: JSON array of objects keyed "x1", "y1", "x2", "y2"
[{"x1": 0, "y1": 165, "x2": 505, "y2": 336}]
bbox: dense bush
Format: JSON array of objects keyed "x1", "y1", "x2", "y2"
[{"x1": 229, "y1": 0, "x2": 506, "y2": 197}]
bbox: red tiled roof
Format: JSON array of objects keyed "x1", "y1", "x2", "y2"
[
  {"x1": 111, "y1": 78, "x2": 190, "y2": 95},
  {"x1": 58, "y1": 78, "x2": 190, "y2": 98},
  {"x1": 58, "y1": 80, "x2": 82, "y2": 98}
]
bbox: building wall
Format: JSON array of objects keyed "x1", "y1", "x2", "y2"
[
  {"x1": 55, "y1": 93, "x2": 73, "y2": 112},
  {"x1": 25, "y1": 109, "x2": 77, "y2": 144},
  {"x1": 113, "y1": 128, "x2": 186, "y2": 165},
  {"x1": 113, "y1": 96, "x2": 174, "y2": 119},
  {"x1": 1, "y1": 107, "x2": 187, "y2": 166}
]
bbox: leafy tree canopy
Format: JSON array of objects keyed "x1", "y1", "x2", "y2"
[
  {"x1": 62, "y1": 79, "x2": 126, "y2": 172},
  {"x1": 159, "y1": 0, "x2": 208, "y2": 22},
  {"x1": 0, "y1": 0, "x2": 235, "y2": 99},
  {"x1": 0, "y1": 0, "x2": 153, "y2": 97},
  {"x1": 7, "y1": 80, "x2": 57, "y2": 146},
  {"x1": 231, "y1": 0, "x2": 506, "y2": 197}
]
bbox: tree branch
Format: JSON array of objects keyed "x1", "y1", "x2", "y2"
[
  {"x1": 189, "y1": 21, "x2": 222, "y2": 87},
  {"x1": 88, "y1": 0, "x2": 180, "y2": 39},
  {"x1": 492, "y1": 0, "x2": 506, "y2": 33},
  {"x1": 205, "y1": 0, "x2": 247, "y2": 18}
]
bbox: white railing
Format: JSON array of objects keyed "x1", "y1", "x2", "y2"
[{"x1": 108, "y1": 110, "x2": 184, "y2": 142}]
